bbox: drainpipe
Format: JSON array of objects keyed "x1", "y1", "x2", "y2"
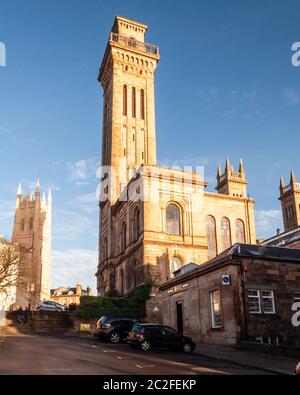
[{"x1": 239, "y1": 261, "x2": 249, "y2": 341}]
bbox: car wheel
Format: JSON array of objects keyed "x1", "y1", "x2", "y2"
[
  {"x1": 140, "y1": 340, "x2": 151, "y2": 352},
  {"x1": 109, "y1": 331, "x2": 121, "y2": 344},
  {"x1": 182, "y1": 342, "x2": 193, "y2": 354}
]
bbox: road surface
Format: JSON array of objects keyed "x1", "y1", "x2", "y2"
[{"x1": 0, "y1": 334, "x2": 274, "y2": 375}]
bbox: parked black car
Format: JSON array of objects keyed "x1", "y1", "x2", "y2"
[
  {"x1": 95, "y1": 316, "x2": 140, "y2": 344},
  {"x1": 127, "y1": 324, "x2": 195, "y2": 353}
]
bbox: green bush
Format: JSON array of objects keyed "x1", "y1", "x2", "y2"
[{"x1": 75, "y1": 280, "x2": 153, "y2": 320}]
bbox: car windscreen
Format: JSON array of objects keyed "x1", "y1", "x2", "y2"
[{"x1": 132, "y1": 325, "x2": 143, "y2": 333}]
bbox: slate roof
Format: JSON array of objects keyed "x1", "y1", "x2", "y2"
[{"x1": 260, "y1": 226, "x2": 300, "y2": 248}]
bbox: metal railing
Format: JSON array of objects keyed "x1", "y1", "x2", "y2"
[{"x1": 110, "y1": 33, "x2": 159, "y2": 56}]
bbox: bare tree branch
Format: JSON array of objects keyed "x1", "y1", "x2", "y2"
[{"x1": 0, "y1": 240, "x2": 27, "y2": 296}]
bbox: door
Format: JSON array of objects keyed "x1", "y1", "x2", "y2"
[
  {"x1": 160, "y1": 326, "x2": 180, "y2": 349},
  {"x1": 176, "y1": 301, "x2": 184, "y2": 335}
]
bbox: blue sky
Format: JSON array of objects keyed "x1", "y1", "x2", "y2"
[{"x1": 1, "y1": 0, "x2": 300, "y2": 291}]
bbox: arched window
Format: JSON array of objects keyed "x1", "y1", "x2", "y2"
[
  {"x1": 136, "y1": 209, "x2": 141, "y2": 239},
  {"x1": 132, "y1": 87, "x2": 136, "y2": 118},
  {"x1": 236, "y1": 219, "x2": 246, "y2": 243},
  {"x1": 206, "y1": 215, "x2": 217, "y2": 258},
  {"x1": 221, "y1": 217, "x2": 231, "y2": 251},
  {"x1": 166, "y1": 204, "x2": 181, "y2": 235},
  {"x1": 121, "y1": 222, "x2": 127, "y2": 252},
  {"x1": 102, "y1": 237, "x2": 108, "y2": 262},
  {"x1": 170, "y1": 257, "x2": 182, "y2": 279},
  {"x1": 123, "y1": 85, "x2": 127, "y2": 116},
  {"x1": 140, "y1": 89, "x2": 145, "y2": 120}
]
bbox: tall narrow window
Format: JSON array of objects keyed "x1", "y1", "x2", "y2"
[
  {"x1": 206, "y1": 215, "x2": 217, "y2": 258},
  {"x1": 236, "y1": 219, "x2": 246, "y2": 243},
  {"x1": 210, "y1": 290, "x2": 222, "y2": 329},
  {"x1": 121, "y1": 222, "x2": 127, "y2": 253},
  {"x1": 132, "y1": 87, "x2": 136, "y2": 118},
  {"x1": 21, "y1": 219, "x2": 25, "y2": 231},
  {"x1": 123, "y1": 85, "x2": 127, "y2": 116},
  {"x1": 136, "y1": 209, "x2": 141, "y2": 240},
  {"x1": 140, "y1": 89, "x2": 145, "y2": 120},
  {"x1": 29, "y1": 218, "x2": 33, "y2": 230},
  {"x1": 170, "y1": 257, "x2": 182, "y2": 279},
  {"x1": 221, "y1": 217, "x2": 231, "y2": 251},
  {"x1": 166, "y1": 204, "x2": 181, "y2": 235}
]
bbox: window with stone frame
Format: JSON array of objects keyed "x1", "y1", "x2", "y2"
[
  {"x1": 210, "y1": 289, "x2": 222, "y2": 329},
  {"x1": 248, "y1": 290, "x2": 275, "y2": 314},
  {"x1": 236, "y1": 219, "x2": 246, "y2": 243},
  {"x1": 166, "y1": 203, "x2": 181, "y2": 235},
  {"x1": 121, "y1": 222, "x2": 127, "y2": 253},
  {"x1": 221, "y1": 217, "x2": 231, "y2": 251},
  {"x1": 206, "y1": 215, "x2": 217, "y2": 258},
  {"x1": 140, "y1": 89, "x2": 145, "y2": 120},
  {"x1": 248, "y1": 290, "x2": 261, "y2": 313},
  {"x1": 261, "y1": 290, "x2": 275, "y2": 314},
  {"x1": 123, "y1": 85, "x2": 127, "y2": 116},
  {"x1": 169, "y1": 256, "x2": 182, "y2": 279},
  {"x1": 132, "y1": 87, "x2": 136, "y2": 118}
]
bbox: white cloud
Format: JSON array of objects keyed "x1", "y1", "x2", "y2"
[
  {"x1": 52, "y1": 249, "x2": 98, "y2": 291},
  {"x1": 53, "y1": 209, "x2": 97, "y2": 241},
  {"x1": 67, "y1": 157, "x2": 99, "y2": 186},
  {"x1": 255, "y1": 209, "x2": 283, "y2": 239},
  {"x1": 283, "y1": 88, "x2": 300, "y2": 106}
]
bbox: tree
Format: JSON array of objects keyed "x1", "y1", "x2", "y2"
[{"x1": 0, "y1": 240, "x2": 26, "y2": 297}]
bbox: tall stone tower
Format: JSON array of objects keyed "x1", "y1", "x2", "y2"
[
  {"x1": 216, "y1": 158, "x2": 248, "y2": 197},
  {"x1": 12, "y1": 181, "x2": 52, "y2": 310},
  {"x1": 279, "y1": 171, "x2": 300, "y2": 231},
  {"x1": 98, "y1": 16, "x2": 160, "y2": 204}
]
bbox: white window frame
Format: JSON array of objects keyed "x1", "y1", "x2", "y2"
[
  {"x1": 210, "y1": 289, "x2": 222, "y2": 329},
  {"x1": 248, "y1": 289, "x2": 276, "y2": 314},
  {"x1": 248, "y1": 289, "x2": 262, "y2": 314},
  {"x1": 261, "y1": 290, "x2": 276, "y2": 314}
]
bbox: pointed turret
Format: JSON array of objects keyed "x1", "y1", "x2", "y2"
[
  {"x1": 225, "y1": 157, "x2": 231, "y2": 174},
  {"x1": 47, "y1": 188, "x2": 52, "y2": 202},
  {"x1": 17, "y1": 183, "x2": 22, "y2": 196},
  {"x1": 279, "y1": 171, "x2": 300, "y2": 231},
  {"x1": 239, "y1": 159, "x2": 245, "y2": 174},
  {"x1": 16, "y1": 183, "x2": 22, "y2": 208},
  {"x1": 216, "y1": 158, "x2": 248, "y2": 197},
  {"x1": 290, "y1": 170, "x2": 297, "y2": 185},
  {"x1": 35, "y1": 179, "x2": 41, "y2": 194},
  {"x1": 280, "y1": 177, "x2": 285, "y2": 192}
]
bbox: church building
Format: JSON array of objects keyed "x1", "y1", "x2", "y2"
[
  {"x1": 12, "y1": 181, "x2": 52, "y2": 310},
  {"x1": 96, "y1": 17, "x2": 256, "y2": 297}
]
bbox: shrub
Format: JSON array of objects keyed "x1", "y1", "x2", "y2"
[{"x1": 75, "y1": 280, "x2": 153, "y2": 320}]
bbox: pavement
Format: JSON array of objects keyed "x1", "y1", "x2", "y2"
[
  {"x1": 195, "y1": 343, "x2": 298, "y2": 375},
  {"x1": 0, "y1": 333, "x2": 279, "y2": 375}
]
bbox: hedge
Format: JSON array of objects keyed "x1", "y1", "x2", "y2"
[{"x1": 75, "y1": 280, "x2": 152, "y2": 320}]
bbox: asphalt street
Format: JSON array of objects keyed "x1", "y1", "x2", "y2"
[{"x1": 0, "y1": 334, "x2": 274, "y2": 375}]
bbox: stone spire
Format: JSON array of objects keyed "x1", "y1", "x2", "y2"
[{"x1": 17, "y1": 183, "x2": 22, "y2": 196}]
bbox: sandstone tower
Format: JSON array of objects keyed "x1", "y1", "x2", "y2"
[
  {"x1": 98, "y1": 16, "x2": 160, "y2": 204},
  {"x1": 96, "y1": 17, "x2": 256, "y2": 297},
  {"x1": 216, "y1": 158, "x2": 247, "y2": 198},
  {"x1": 279, "y1": 171, "x2": 300, "y2": 231},
  {"x1": 12, "y1": 181, "x2": 52, "y2": 309}
]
